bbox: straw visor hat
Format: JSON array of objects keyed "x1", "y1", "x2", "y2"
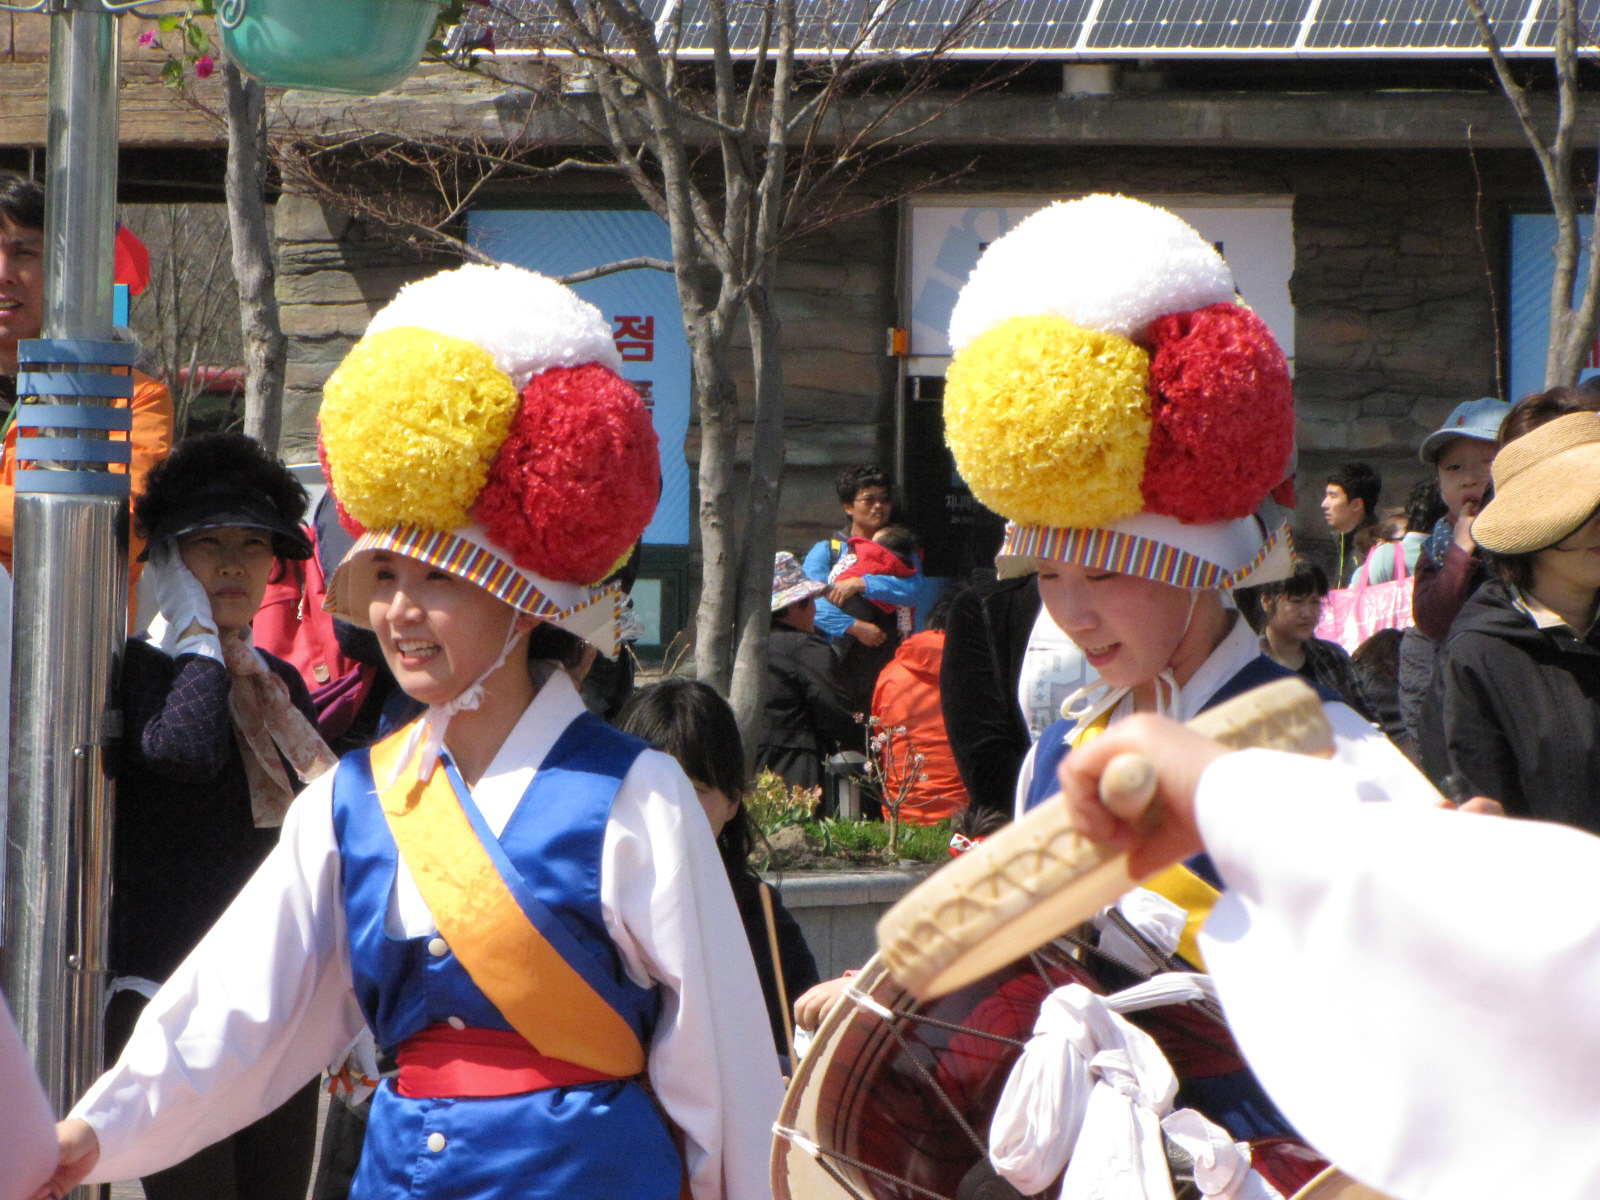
[
  {"x1": 1473, "y1": 411, "x2": 1600, "y2": 555},
  {"x1": 943, "y1": 195, "x2": 1296, "y2": 590},
  {"x1": 317, "y1": 263, "x2": 661, "y2": 656}
]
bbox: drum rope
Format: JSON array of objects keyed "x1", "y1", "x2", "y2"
[{"x1": 857, "y1": 995, "x2": 993, "y2": 1158}]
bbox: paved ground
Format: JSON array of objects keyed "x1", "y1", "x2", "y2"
[{"x1": 105, "y1": 1089, "x2": 333, "y2": 1200}]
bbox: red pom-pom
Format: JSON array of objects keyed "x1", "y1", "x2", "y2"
[
  {"x1": 316, "y1": 427, "x2": 366, "y2": 538},
  {"x1": 1139, "y1": 303, "x2": 1293, "y2": 524},
  {"x1": 473, "y1": 363, "x2": 660, "y2": 584}
]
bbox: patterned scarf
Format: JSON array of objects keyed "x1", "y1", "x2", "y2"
[{"x1": 223, "y1": 636, "x2": 340, "y2": 826}]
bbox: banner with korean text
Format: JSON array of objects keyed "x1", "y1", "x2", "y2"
[{"x1": 468, "y1": 209, "x2": 691, "y2": 547}]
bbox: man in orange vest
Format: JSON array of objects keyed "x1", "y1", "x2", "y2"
[{"x1": 0, "y1": 171, "x2": 173, "y2": 577}]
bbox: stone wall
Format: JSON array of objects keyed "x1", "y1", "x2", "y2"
[
  {"x1": 273, "y1": 194, "x2": 455, "y2": 460},
  {"x1": 270, "y1": 142, "x2": 1541, "y2": 584}
]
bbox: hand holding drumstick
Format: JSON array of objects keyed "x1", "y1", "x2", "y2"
[
  {"x1": 1055, "y1": 714, "x2": 1235, "y2": 881},
  {"x1": 1058, "y1": 715, "x2": 1505, "y2": 884}
]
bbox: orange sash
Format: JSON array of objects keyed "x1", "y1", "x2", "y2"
[{"x1": 370, "y1": 730, "x2": 647, "y2": 1078}]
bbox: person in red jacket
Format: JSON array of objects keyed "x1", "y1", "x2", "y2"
[{"x1": 869, "y1": 589, "x2": 969, "y2": 825}]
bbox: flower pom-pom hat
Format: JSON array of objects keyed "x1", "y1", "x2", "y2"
[
  {"x1": 943, "y1": 194, "x2": 1296, "y2": 591},
  {"x1": 318, "y1": 263, "x2": 660, "y2": 777}
]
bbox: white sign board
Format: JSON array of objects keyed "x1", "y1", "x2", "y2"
[{"x1": 908, "y1": 198, "x2": 1296, "y2": 362}]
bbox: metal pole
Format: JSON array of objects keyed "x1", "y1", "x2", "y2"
[{"x1": 1, "y1": 0, "x2": 127, "y2": 1128}]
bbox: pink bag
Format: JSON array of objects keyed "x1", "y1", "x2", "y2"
[{"x1": 1314, "y1": 541, "x2": 1415, "y2": 652}]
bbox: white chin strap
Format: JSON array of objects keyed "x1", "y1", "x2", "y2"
[
  {"x1": 1059, "y1": 590, "x2": 1201, "y2": 729},
  {"x1": 385, "y1": 618, "x2": 524, "y2": 788}
]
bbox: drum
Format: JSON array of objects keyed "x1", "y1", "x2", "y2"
[{"x1": 773, "y1": 943, "x2": 1331, "y2": 1200}]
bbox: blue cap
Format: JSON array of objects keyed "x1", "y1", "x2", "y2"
[{"x1": 1419, "y1": 397, "x2": 1510, "y2": 464}]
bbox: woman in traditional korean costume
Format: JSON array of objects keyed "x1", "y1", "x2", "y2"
[
  {"x1": 37, "y1": 264, "x2": 782, "y2": 1200},
  {"x1": 931, "y1": 196, "x2": 1441, "y2": 1196}
]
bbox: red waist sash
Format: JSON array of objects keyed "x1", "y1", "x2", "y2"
[{"x1": 396, "y1": 1024, "x2": 628, "y2": 1099}]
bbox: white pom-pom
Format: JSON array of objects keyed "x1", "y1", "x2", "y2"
[
  {"x1": 947, "y1": 195, "x2": 1236, "y2": 349},
  {"x1": 366, "y1": 263, "x2": 622, "y2": 388}
]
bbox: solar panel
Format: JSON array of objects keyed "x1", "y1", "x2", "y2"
[
  {"x1": 669, "y1": 0, "x2": 876, "y2": 55},
  {"x1": 1523, "y1": 0, "x2": 1600, "y2": 47},
  {"x1": 1087, "y1": 0, "x2": 1309, "y2": 52},
  {"x1": 456, "y1": 0, "x2": 1600, "y2": 57},
  {"x1": 870, "y1": 0, "x2": 1089, "y2": 54},
  {"x1": 1306, "y1": 0, "x2": 1524, "y2": 51}
]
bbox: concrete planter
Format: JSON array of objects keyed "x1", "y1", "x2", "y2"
[{"x1": 767, "y1": 866, "x2": 935, "y2": 978}]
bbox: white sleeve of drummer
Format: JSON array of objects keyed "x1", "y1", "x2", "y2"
[
  {"x1": 1323, "y1": 699, "x2": 1441, "y2": 807},
  {"x1": 69, "y1": 770, "x2": 367, "y2": 1184},
  {"x1": 602, "y1": 748, "x2": 783, "y2": 1200},
  {"x1": 1194, "y1": 748, "x2": 1600, "y2": 1200}
]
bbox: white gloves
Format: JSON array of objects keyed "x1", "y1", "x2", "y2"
[{"x1": 145, "y1": 541, "x2": 224, "y2": 663}]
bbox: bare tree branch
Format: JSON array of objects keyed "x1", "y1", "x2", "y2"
[{"x1": 557, "y1": 256, "x2": 675, "y2": 284}]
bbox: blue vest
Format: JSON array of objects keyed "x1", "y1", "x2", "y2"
[{"x1": 332, "y1": 712, "x2": 679, "y2": 1200}]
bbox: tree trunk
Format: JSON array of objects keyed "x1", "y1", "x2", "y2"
[
  {"x1": 727, "y1": 273, "x2": 786, "y2": 753},
  {"x1": 223, "y1": 62, "x2": 286, "y2": 450},
  {"x1": 689, "y1": 317, "x2": 742, "y2": 694}
]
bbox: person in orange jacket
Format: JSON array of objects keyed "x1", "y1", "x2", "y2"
[
  {"x1": 870, "y1": 587, "x2": 970, "y2": 825},
  {"x1": 0, "y1": 172, "x2": 173, "y2": 579}
]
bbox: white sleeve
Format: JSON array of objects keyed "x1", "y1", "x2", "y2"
[
  {"x1": 71, "y1": 771, "x2": 367, "y2": 1183},
  {"x1": 1195, "y1": 749, "x2": 1600, "y2": 1200},
  {"x1": 601, "y1": 749, "x2": 783, "y2": 1200},
  {"x1": 1323, "y1": 699, "x2": 1441, "y2": 807},
  {"x1": 0, "y1": 994, "x2": 55, "y2": 1200}
]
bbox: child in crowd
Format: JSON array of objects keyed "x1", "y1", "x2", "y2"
[
  {"x1": 616, "y1": 678, "x2": 820, "y2": 1073},
  {"x1": 830, "y1": 523, "x2": 920, "y2": 634},
  {"x1": 1411, "y1": 396, "x2": 1509, "y2": 640},
  {"x1": 1399, "y1": 396, "x2": 1510, "y2": 757}
]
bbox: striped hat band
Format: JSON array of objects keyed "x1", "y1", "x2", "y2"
[
  {"x1": 999, "y1": 523, "x2": 1227, "y2": 589},
  {"x1": 324, "y1": 523, "x2": 623, "y2": 656},
  {"x1": 994, "y1": 513, "x2": 1289, "y2": 592}
]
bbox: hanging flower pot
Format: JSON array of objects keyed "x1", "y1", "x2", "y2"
[{"x1": 218, "y1": 0, "x2": 448, "y2": 96}]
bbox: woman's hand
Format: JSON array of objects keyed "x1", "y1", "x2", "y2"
[
  {"x1": 1057, "y1": 714, "x2": 1234, "y2": 880},
  {"x1": 31, "y1": 1119, "x2": 98, "y2": 1200},
  {"x1": 793, "y1": 974, "x2": 854, "y2": 1032},
  {"x1": 847, "y1": 620, "x2": 887, "y2": 648},
  {"x1": 828, "y1": 576, "x2": 867, "y2": 606}
]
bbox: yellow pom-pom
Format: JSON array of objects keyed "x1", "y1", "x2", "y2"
[
  {"x1": 321, "y1": 327, "x2": 521, "y2": 531},
  {"x1": 944, "y1": 315, "x2": 1151, "y2": 528}
]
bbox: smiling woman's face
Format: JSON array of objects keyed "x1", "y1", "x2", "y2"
[
  {"x1": 177, "y1": 525, "x2": 275, "y2": 640},
  {"x1": 359, "y1": 550, "x2": 534, "y2": 707},
  {"x1": 1035, "y1": 560, "x2": 1197, "y2": 690}
]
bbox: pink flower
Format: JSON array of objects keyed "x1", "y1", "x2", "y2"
[
  {"x1": 137, "y1": 30, "x2": 157, "y2": 47},
  {"x1": 195, "y1": 55, "x2": 215, "y2": 79}
]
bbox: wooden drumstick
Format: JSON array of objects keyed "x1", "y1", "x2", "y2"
[
  {"x1": 876, "y1": 676, "x2": 1341, "y2": 1000},
  {"x1": 1098, "y1": 752, "x2": 1157, "y2": 826}
]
